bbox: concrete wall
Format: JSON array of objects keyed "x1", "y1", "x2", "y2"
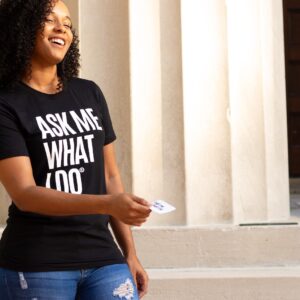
[{"x1": 0, "y1": 0, "x2": 290, "y2": 227}]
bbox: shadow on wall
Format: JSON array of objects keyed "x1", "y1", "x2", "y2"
[{"x1": 0, "y1": 183, "x2": 11, "y2": 225}]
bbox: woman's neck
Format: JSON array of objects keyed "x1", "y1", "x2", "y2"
[{"x1": 22, "y1": 63, "x2": 61, "y2": 94}]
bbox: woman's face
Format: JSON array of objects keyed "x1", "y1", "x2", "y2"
[{"x1": 31, "y1": 0, "x2": 73, "y2": 67}]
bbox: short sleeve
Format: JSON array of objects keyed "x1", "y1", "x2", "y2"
[
  {"x1": 0, "y1": 99, "x2": 29, "y2": 160},
  {"x1": 91, "y1": 82, "x2": 117, "y2": 145}
]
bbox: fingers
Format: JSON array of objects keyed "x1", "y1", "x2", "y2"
[
  {"x1": 139, "y1": 290, "x2": 147, "y2": 299},
  {"x1": 130, "y1": 200, "x2": 152, "y2": 217},
  {"x1": 134, "y1": 203, "x2": 152, "y2": 216},
  {"x1": 138, "y1": 282, "x2": 147, "y2": 298},
  {"x1": 137, "y1": 272, "x2": 149, "y2": 298},
  {"x1": 128, "y1": 268, "x2": 139, "y2": 296},
  {"x1": 132, "y1": 195, "x2": 152, "y2": 207},
  {"x1": 131, "y1": 211, "x2": 151, "y2": 224},
  {"x1": 112, "y1": 193, "x2": 152, "y2": 225}
]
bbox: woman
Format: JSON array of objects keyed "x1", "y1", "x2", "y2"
[{"x1": 0, "y1": 0, "x2": 151, "y2": 299}]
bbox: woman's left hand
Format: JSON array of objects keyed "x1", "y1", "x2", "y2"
[{"x1": 126, "y1": 255, "x2": 149, "y2": 298}]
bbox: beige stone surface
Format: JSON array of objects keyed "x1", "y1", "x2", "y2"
[
  {"x1": 128, "y1": 0, "x2": 186, "y2": 225},
  {"x1": 159, "y1": 0, "x2": 186, "y2": 225},
  {"x1": 129, "y1": 0, "x2": 165, "y2": 224},
  {"x1": 132, "y1": 225, "x2": 300, "y2": 268},
  {"x1": 227, "y1": 0, "x2": 267, "y2": 223},
  {"x1": 181, "y1": 0, "x2": 232, "y2": 224},
  {"x1": 144, "y1": 270, "x2": 300, "y2": 300},
  {"x1": 227, "y1": 0, "x2": 289, "y2": 224},
  {"x1": 260, "y1": 0, "x2": 290, "y2": 221}
]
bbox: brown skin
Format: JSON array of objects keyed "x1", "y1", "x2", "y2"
[
  {"x1": 104, "y1": 144, "x2": 150, "y2": 298},
  {"x1": 1, "y1": 0, "x2": 151, "y2": 298}
]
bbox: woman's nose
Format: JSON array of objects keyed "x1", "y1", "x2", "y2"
[{"x1": 54, "y1": 21, "x2": 66, "y2": 33}]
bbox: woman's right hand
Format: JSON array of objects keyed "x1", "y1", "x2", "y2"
[{"x1": 107, "y1": 193, "x2": 152, "y2": 226}]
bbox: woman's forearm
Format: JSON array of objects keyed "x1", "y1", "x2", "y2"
[
  {"x1": 110, "y1": 217, "x2": 137, "y2": 258},
  {"x1": 17, "y1": 185, "x2": 111, "y2": 216}
]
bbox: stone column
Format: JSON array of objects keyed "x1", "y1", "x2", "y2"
[
  {"x1": 226, "y1": 0, "x2": 290, "y2": 224},
  {"x1": 129, "y1": 0, "x2": 186, "y2": 225},
  {"x1": 79, "y1": 0, "x2": 132, "y2": 192},
  {"x1": 181, "y1": 0, "x2": 232, "y2": 225},
  {"x1": 160, "y1": 0, "x2": 186, "y2": 225},
  {"x1": 260, "y1": 0, "x2": 290, "y2": 221},
  {"x1": 129, "y1": 0, "x2": 164, "y2": 225}
]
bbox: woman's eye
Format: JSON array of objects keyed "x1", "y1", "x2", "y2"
[
  {"x1": 46, "y1": 18, "x2": 54, "y2": 23},
  {"x1": 64, "y1": 24, "x2": 72, "y2": 29}
]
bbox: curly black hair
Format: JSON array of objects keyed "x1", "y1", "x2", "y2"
[{"x1": 0, "y1": 0, "x2": 80, "y2": 90}]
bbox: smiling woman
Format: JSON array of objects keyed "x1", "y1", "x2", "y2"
[
  {"x1": 0, "y1": 0, "x2": 150, "y2": 299},
  {"x1": 0, "y1": 0, "x2": 80, "y2": 92}
]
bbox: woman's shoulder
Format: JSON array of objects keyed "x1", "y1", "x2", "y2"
[{"x1": 68, "y1": 77, "x2": 105, "y2": 102}]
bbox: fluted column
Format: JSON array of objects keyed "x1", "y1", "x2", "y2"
[
  {"x1": 129, "y1": 0, "x2": 163, "y2": 222},
  {"x1": 181, "y1": 0, "x2": 232, "y2": 225},
  {"x1": 159, "y1": 0, "x2": 186, "y2": 224},
  {"x1": 129, "y1": 0, "x2": 186, "y2": 225},
  {"x1": 79, "y1": 0, "x2": 132, "y2": 192},
  {"x1": 260, "y1": 0, "x2": 290, "y2": 221},
  {"x1": 226, "y1": 0, "x2": 290, "y2": 224}
]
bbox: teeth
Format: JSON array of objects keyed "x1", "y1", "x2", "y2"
[{"x1": 50, "y1": 38, "x2": 65, "y2": 46}]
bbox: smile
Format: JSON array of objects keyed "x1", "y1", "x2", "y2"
[{"x1": 49, "y1": 38, "x2": 65, "y2": 46}]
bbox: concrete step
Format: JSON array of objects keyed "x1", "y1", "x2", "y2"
[
  {"x1": 144, "y1": 266, "x2": 300, "y2": 300},
  {"x1": 132, "y1": 225, "x2": 300, "y2": 268}
]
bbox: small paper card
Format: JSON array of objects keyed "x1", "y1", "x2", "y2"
[{"x1": 150, "y1": 200, "x2": 176, "y2": 214}]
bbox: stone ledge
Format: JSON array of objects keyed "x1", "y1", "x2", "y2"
[
  {"x1": 132, "y1": 225, "x2": 300, "y2": 268},
  {"x1": 147, "y1": 266, "x2": 300, "y2": 279},
  {"x1": 144, "y1": 266, "x2": 300, "y2": 300}
]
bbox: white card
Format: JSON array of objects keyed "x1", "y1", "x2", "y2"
[{"x1": 150, "y1": 200, "x2": 176, "y2": 214}]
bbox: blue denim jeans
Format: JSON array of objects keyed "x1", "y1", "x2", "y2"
[{"x1": 0, "y1": 263, "x2": 139, "y2": 299}]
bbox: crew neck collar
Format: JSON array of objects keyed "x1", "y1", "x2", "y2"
[{"x1": 18, "y1": 80, "x2": 69, "y2": 96}]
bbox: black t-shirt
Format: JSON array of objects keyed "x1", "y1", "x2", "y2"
[{"x1": 0, "y1": 78, "x2": 125, "y2": 271}]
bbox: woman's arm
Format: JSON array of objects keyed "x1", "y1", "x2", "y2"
[
  {"x1": 0, "y1": 156, "x2": 150, "y2": 225},
  {"x1": 103, "y1": 143, "x2": 150, "y2": 299}
]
